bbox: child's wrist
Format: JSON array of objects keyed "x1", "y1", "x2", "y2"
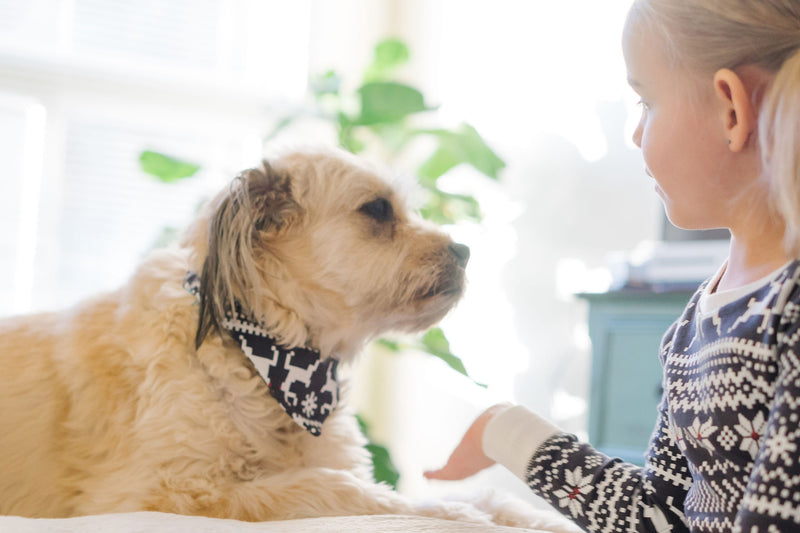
[{"x1": 482, "y1": 404, "x2": 560, "y2": 480}]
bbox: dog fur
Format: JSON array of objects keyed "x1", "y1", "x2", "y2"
[{"x1": 0, "y1": 148, "x2": 567, "y2": 530}]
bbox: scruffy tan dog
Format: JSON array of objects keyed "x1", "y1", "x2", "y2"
[{"x1": 0, "y1": 148, "x2": 567, "y2": 530}]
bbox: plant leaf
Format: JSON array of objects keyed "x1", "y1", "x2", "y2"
[
  {"x1": 366, "y1": 442, "x2": 400, "y2": 489},
  {"x1": 355, "y1": 82, "x2": 433, "y2": 125},
  {"x1": 420, "y1": 190, "x2": 482, "y2": 224},
  {"x1": 419, "y1": 328, "x2": 487, "y2": 388},
  {"x1": 364, "y1": 38, "x2": 410, "y2": 82},
  {"x1": 356, "y1": 414, "x2": 400, "y2": 490},
  {"x1": 416, "y1": 147, "x2": 460, "y2": 186},
  {"x1": 374, "y1": 331, "x2": 486, "y2": 388},
  {"x1": 139, "y1": 151, "x2": 201, "y2": 183},
  {"x1": 418, "y1": 123, "x2": 505, "y2": 181},
  {"x1": 375, "y1": 338, "x2": 402, "y2": 352},
  {"x1": 366, "y1": 123, "x2": 414, "y2": 156}
]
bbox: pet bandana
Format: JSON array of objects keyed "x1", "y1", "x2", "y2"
[{"x1": 183, "y1": 272, "x2": 339, "y2": 436}]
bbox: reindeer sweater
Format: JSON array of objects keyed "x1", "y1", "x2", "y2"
[{"x1": 484, "y1": 260, "x2": 800, "y2": 532}]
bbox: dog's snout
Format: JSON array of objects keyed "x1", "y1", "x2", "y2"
[{"x1": 448, "y1": 243, "x2": 470, "y2": 267}]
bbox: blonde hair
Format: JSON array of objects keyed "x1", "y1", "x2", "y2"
[{"x1": 628, "y1": 0, "x2": 800, "y2": 255}]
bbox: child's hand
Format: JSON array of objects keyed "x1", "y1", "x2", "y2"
[{"x1": 423, "y1": 403, "x2": 511, "y2": 481}]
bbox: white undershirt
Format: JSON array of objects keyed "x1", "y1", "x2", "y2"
[{"x1": 699, "y1": 260, "x2": 793, "y2": 315}]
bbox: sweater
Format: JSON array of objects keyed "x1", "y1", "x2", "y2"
[{"x1": 484, "y1": 260, "x2": 800, "y2": 532}]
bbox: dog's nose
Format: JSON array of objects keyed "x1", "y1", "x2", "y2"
[{"x1": 448, "y1": 243, "x2": 470, "y2": 267}]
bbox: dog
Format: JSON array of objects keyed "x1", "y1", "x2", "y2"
[{"x1": 0, "y1": 148, "x2": 570, "y2": 530}]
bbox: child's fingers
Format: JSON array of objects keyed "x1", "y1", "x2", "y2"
[
  {"x1": 423, "y1": 463, "x2": 468, "y2": 480},
  {"x1": 423, "y1": 468, "x2": 449, "y2": 480},
  {"x1": 424, "y1": 404, "x2": 509, "y2": 481},
  {"x1": 423, "y1": 456, "x2": 476, "y2": 480},
  {"x1": 423, "y1": 453, "x2": 468, "y2": 480},
  {"x1": 424, "y1": 449, "x2": 495, "y2": 481}
]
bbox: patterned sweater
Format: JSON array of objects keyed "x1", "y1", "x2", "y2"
[{"x1": 485, "y1": 260, "x2": 800, "y2": 532}]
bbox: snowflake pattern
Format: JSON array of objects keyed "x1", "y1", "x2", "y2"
[
  {"x1": 683, "y1": 417, "x2": 718, "y2": 454},
  {"x1": 524, "y1": 261, "x2": 800, "y2": 532},
  {"x1": 733, "y1": 411, "x2": 766, "y2": 459},
  {"x1": 764, "y1": 425, "x2": 798, "y2": 467},
  {"x1": 553, "y1": 467, "x2": 594, "y2": 517},
  {"x1": 301, "y1": 391, "x2": 318, "y2": 417}
]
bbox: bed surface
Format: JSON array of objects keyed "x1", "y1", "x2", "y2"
[{"x1": 0, "y1": 512, "x2": 570, "y2": 532}]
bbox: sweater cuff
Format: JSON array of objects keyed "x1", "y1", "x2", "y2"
[{"x1": 482, "y1": 405, "x2": 560, "y2": 480}]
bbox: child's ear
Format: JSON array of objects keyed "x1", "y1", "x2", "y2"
[{"x1": 713, "y1": 68, "x2": 757, "y2": 152}]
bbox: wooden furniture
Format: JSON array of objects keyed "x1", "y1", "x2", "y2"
[{"x1": 579, "y1": 289, "x2": 693, "y2": 465}]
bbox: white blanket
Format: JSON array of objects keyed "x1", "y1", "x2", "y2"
[{"x1": 0, "y1": 512, "x2": 563, "y2": 532}]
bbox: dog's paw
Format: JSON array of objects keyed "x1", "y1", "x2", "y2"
[
  {"x1": 489, "y1": 507, "x2": 581, "y2": 532},
  {"x1": 467, "y1": 491, "x2": 582, "y2": 532}
]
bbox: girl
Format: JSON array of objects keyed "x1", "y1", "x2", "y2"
[{"x1": 425, "y1": 1, "x2": 800, "y2": 531}]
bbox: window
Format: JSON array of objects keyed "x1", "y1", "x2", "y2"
[
  {"x1": 0, "y1": 94, "x2": 45, "y2": 315},
  {"x1": 0, "y1": 0, "x2": 311, "y2": 315}
]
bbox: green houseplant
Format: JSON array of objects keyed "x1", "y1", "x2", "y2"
[{"x1": 140, "y1": 37, "x2": 503, "y2": 488}]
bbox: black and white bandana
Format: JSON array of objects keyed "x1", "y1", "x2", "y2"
[{"x1": 183, "y1": 272, "x2": 339, "y2": 436}]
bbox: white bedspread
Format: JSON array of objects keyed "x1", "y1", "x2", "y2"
[{"x1": 0, "y1": 512, "x2": 566, "y2": 532}]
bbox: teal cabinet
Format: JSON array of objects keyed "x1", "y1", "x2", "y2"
[{"x1": 579, "y1": 290, "x2": 693, "y2": 465}]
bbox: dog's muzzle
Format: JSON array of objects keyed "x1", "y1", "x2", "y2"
[{"x1": 417, "y1": 243, "x2": 469, "y2": 300}]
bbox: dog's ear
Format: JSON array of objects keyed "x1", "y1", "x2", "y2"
[{"x1": 195, "y1": 162, "x2": 298, "y2": 348}]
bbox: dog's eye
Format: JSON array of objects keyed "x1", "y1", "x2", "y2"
[{"x1": 359, "y1": 197, "x2": 394, "y2": 223}]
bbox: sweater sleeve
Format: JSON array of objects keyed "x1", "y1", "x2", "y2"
[
  {"x1": 485, "y1": 389, "x2": 692, "y2": 532},
  {"x1": 734, "y1": 300, "x2": 800, "y2": 531}
]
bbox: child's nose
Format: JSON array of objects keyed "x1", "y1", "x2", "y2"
[{"x1": 632, "y1": 123, "x2": 643, "y2": 148}]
